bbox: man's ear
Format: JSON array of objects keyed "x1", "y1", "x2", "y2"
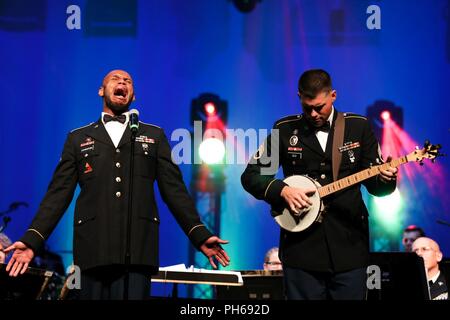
[
  {"x1": 437, "y1": 251, "x2": 443, "y2": 263},
  {"x1": 98, "y1": 86, "x2": 104, "y2": 97},
  {"x1": 331, "y1": 89, "x2": 337, "y2": 102}
]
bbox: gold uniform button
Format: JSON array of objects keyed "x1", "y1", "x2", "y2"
[
  {"x1": 320, "y1": 174, "x2": 326, "y2": 179},
  {"x1": 116, "y1": 177, "x2": 121, "y2": 183},
  {"x1": 153, "y1": 217, "x2": 158, "y2": 222},
  {"x1": 78, "y1": 219, "x2": 82, "y2": 224},
  {"x1": 116, "y1": 149, "x2": 120, "y2": 153},
  {"x1": 84, "y1": 154, "x2": 88, "y2": 158},
  {"x1": 116, "y1": 162, "x2": 121, "y2": 168},
  {"x1": 116, "y1": 192, "x2": 121, "y2": 198}
]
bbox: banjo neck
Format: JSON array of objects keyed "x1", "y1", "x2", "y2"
[{"x1": 317, "y1": 156, "x2": 408, "y2": 198}]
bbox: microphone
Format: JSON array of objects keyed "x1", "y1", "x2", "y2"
[{"x1": 129, "y1": 109, "x2": 139, "y2": 134}]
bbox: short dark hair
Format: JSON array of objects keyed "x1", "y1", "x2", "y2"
[
  {"x1": 403, "y1": 225, "x2": 425, "y2": 237},
  {"x1": 298, "y1": 69, "x2": 332, "y2": 99}
]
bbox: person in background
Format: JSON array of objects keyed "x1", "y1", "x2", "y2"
[
  {"x1": 0, "y1": 232, "x2": 12, "y2": 264},
  {"x1": 402, "y1": 225, "x2": 425, "y2": 252},
  {"x1": 263, "y1": 247, "x2": 282, "y2": 271},
  {"x1": 412, "y1": 237, "x2": 448, "y2": 300}
]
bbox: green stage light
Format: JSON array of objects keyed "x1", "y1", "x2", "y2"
[
  {"x1": 371, "y1": 188, "x2": 403, "y2": 232},
  {"x1": 198, "y1": 138, "x2": 225, "y2": 164}
]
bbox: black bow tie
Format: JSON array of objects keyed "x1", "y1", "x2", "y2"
[
  {"x1": 103, "y1": 114, "x2": 126, "y2": 124},
  {"x1": 316, "y1": 121, "x2": 331, "y2": 132}
]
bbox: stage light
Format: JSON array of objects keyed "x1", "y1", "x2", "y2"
[
  {"x1": 204, "y1": 102, "x2": 216, "y2": 116},
  {"x1": 191, "y1": 93, "x2": 228, "y2": 123},
  {"x1": 190, "y1": 92, "x2": 228, "y2": 167},
  {"x1": 372, "y1": 188, "x2": 403, "y2": 233},
  {"x1": 380, "y1": 110, "x2": 391, "y2": 121},
  {"x1": 232, "y1": 0, "x2": 260, "y2": 13},
  {"x1": 199, "y1": 138, "x2": 226, "y2": 164}
]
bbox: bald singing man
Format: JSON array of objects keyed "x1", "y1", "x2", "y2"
[
  {"x1": 412, "y1": 237, "x2": 448, "y2": 300},
  {"x1": 5, "y1": 70, "x2": 230, "y2": 300}
]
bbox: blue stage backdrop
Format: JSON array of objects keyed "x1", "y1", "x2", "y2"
[{"x1": 1, "y1": 0, "x2": 449, "y2": 296}]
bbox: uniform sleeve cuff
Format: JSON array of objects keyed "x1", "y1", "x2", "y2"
[
  {"x1": 264, "y1": 179, "x2": 288, "y2": 206},
  {"x1": 20, "y1": 229, "x2": 45, "y2": 254},
  {"x1": 188, "y1": 224, "x2": 214, "y2": 249}
]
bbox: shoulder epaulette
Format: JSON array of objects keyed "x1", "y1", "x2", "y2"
[
  {"x1": 274, "y1": 114, "x2": 302, "y2": 127},
  {"x1": 70, "y1": 122, "x2": 94, "y2": 133},
  {"x1": 139, "y1": 121, "x2": 161, "y2": 129},
  {"x1": 343, "y1": 113, "x2": 367, "y2": 120}
]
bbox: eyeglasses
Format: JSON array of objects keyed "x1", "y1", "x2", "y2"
[
  {"x1": 264, "y1": 261, "x2": 282, "y2": 266},
  {"x1": 412, "y1": 246, "x2": 434, "y2": 254}
]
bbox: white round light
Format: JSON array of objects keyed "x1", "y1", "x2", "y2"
[{"x1": 199, "y1": 138, "x2": 225, "y2": 164}]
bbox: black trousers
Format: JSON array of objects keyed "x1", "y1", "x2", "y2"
[
  {"x1": 79, "y1": 266, "x2": 151, "y2": 300},
  {"x1": 283, "y1": 266, "x2": 367, "y2": 300}
]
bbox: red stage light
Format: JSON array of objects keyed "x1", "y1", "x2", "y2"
[
  {"x1": 380, "y1": 110, "x2": 391, "y2": 121},
  {"x1": 205, "y1": 102, "x2": 216, "y2": 116}
]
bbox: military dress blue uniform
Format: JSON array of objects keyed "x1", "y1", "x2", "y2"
[
  {"x1": 21, "y1": 118, "x2": 212, "y2": 284},
  {"x1": 241, "y1": 109, "x2": 396, "y2": 299}
]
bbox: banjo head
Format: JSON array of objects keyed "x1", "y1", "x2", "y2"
[{"x1": 274, "y1": 175, "x2": 322, "y2": 232}]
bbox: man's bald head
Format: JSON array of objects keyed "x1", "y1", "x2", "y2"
[
  {"x1": 413, "y1": 237, "x2": 441, "y2": 253},
  {"x1": 102, "y1": 70, "x2": 133, "y2": 87}
]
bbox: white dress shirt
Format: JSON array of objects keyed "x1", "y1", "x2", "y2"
[
  {"x1": 102, "y1": 112, "x2": 129, "y2": 148},
  {"x1": 315, "y1": 107, "x2": 335, "y2": 152}
]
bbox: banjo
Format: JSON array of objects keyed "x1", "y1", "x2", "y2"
[{"x1": 274, "y1": 141, "x2": 443, "y2": 232}]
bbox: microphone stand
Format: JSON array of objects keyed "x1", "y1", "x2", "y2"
[{"x1": 124, "y1": 128, "x2": 137, "y2": 300}]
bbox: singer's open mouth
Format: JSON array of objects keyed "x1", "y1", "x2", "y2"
[{"x1": 113, "y1": 87, "x2": 128, "y2": 99}]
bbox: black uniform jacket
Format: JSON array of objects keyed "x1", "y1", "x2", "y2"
[
  {"x1": 21, "y1": 119, "x2": 213, "y2": 273},
  {"x1": 241, "y1": 110, "x2": 396, "y2": 272}
]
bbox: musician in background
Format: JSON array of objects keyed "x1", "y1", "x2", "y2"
[
  {"x1": 412, "y1": 237, "x2": 448, "y2": 300},
  {"x1": 402, "y1": 225, "x2": 425, "y2": 252},
  {"x1": 242, "y1": 69, "x2": 397, "y2": 299},
  {"x1": 263, "y1": 247, "x2": 283, "y2": 271},
  {"x1": 0, "y1": 232, "x2": 12, "y2": 264}
]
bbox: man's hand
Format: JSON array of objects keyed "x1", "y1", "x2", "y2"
[
  {"x1": 379, "y1": 156, "x2": 398, "y2": 183},
  {"x1": 280, "y1": 186, "x2": 316, "y2": 214},
  {"x1": 200, "y1": 236, "x2": 230, "y2": 269},
  {"x1": 4, "y1": 241, "x2": 34, "y2": 277}
]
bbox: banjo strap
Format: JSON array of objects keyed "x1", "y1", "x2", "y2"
[{"x1": 332, "y1": 112, "x2": 345, "y2": 181}]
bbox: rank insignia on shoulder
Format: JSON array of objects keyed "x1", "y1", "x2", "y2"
[{"x1": 253, "y1": 143, "x2": 265, "y2": 160}]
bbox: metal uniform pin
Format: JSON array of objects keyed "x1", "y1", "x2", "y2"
[
  {"x1": 289, "y1": 135, "x2": 299, "y2": 146},
  {"x1": 348, "y1": 150, "x2": 355, "y2": 163}
]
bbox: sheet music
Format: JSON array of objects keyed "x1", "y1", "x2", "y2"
[{"x1": 158, "y1": 264, "x2": 243, "y2": 284}]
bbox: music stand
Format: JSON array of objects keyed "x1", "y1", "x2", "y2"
[
  {"x1": 0, "y1": 263, "x2": 54, "y2": 300},
  {"x1": 367, "y1": 252, "x2": 430, "y2": 300}
]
